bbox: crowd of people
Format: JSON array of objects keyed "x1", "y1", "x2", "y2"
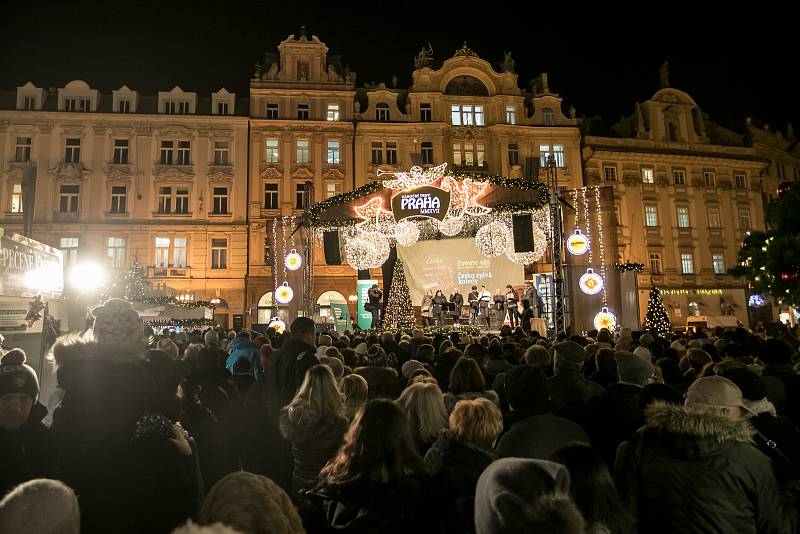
[{"x1": 2, "y1": 296, "x2": 800, "y2": 533}]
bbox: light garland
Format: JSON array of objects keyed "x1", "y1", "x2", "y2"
[
  {"x1": 438, "y1": 216, "x2": 465, "y2": 236},
  {"x1": 505, "y1": 225, "x2": 547, "y2": 264},
  {"x1": 441, "y1": 176, "x2": 491, "y2": 217},
  {"x1": 593, "y1": 186, "x2": 608, "y2": 306},
  {"x1": 615, "y1": 262, "x2": 645, "y2": 272},
  {"x1": 272, "y1": 217, "x2": 280, "y2": 301},
  {"x1": 594, "y1": 306, "x2": 617, "y2": 331},
  {"x1": 275, "y1": 282, "x2": 294, "y2": 304},
  {"x1": 393, "y1": 220, "x2": 420, "y2": 247},
  {"x1": 379, "y1": 162, "x2": 449, "y2": 190},
  {"x1": 475, "y1": 221, "x2": 510, "y2": 257},
  {"x1": 345, "y1": 231, "x2": 390, "y2": 269},
  {"x1": 139, "y1": 296, "x2": 213, "y2": 308},
  {"x1": 579, "y1": 268, "x2": 604, "y2": 295},
  {"x1": 285, "y1": 249, "x2": 303, "y2": 271}
]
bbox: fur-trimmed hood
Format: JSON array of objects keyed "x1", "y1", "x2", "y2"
[{"x1": 645, "y1": 401, "x2": 754, "y2": 445}]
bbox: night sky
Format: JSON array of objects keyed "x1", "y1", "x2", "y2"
[{"x1": 1, "y1": 2, "x2": 796, "y2": 133}]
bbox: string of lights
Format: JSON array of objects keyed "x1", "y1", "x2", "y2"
[{"x1": 594, "y1": 185, "x2": 608, "y2": 307}]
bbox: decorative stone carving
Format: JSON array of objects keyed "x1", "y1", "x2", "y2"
[
  {"x1": 623, "y1": 173, "x2": 642, "y2": 187},
  {"x1": 660, "y1": 61, "x2": 670, "y2": 88},
  {"x1": 49, "y1": 162, "x2": 90, "y2": 181},
  {"x1": 35, "y1": 121, "x2": 54, "y2": 134},
  {"x1": 656, "y1": 177, "x2": 669, "y2": 187},
  {"x1": 453, "y1": 41, "x2": 478, "y2": 58},
  {"x1": 207, "y1": 165, "x2": 234, "y2": 183},
  {"x1": 265, "y1": 63, "x2": 279, "y2": 80},
  {"x1": 259, "y1": 165, "x2": 282, "y2": 180},
  {"x1": 3, "y1": 163, "x2": 25, "y2": 179},
  {"x1": 690, "y1": 177, "x2": 704, "y2": 188},
  {"x1": 291, "y1": 166, "x2": 314, "y2": 180},
  {"x1": 322, "y1": 167, "x2": 345, "y2": 180},
  {"x1": 413, "y1": 44, "x2": 434, "y2": 70},
  {"x1": 152, "y1": 165, "x2": 194, "y2": 182},
  {"x1": 718, "y1": 179, "x2": 733, "y2": 191},
  {"x1": 501, "y1": 51, "x2": 515, "y2": 73},
  {"x1": 157, "y1": 125, "x2": 195, "y2": 138},
  {"x1": 104, "y1": 165, "x2": 134, "y2": 181}
]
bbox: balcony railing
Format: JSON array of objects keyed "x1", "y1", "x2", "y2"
[{"x1": 148, "y1": 266, "x2": 191, "y2": 278}]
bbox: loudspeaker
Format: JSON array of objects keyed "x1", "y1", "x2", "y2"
[
  {"x1": 512, "y1": 214, "x2": 535, "y2": 253},
  {"x1": 323, "y1": 231, "x2": 342, "y2": 265}
]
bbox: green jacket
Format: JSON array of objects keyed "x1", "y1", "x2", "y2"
[{"x1": 616, "y1": 402, "x2": 798, "y2": 534}]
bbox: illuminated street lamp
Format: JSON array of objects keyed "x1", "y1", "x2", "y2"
[{"x1": 69, "y1": 262, "x2": 107, "y2": 293}]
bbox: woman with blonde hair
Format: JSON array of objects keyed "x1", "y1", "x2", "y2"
[
  {"x1": 424, "y1": 398, "x2": 503, "y2": 532},
  {"x1": 280, "y1": 365, "x2": 349, "y2": 495},
  {"x1": 396, "y1": 382, "x2": 449, "y2": 456},
  {"x1": 339, "y1": 374, "x2": 369, "y2": 420}
]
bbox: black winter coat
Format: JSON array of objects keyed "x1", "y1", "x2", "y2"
[
  {"x1": 279, "y1": 409, "x2": 349, "y2": 495},
  {"x1": 616, "y1": 402, "x2": 799, "y2": 534},
  {"x1": 424, "y1": 432, "x2": 496, "y2": 533},
  {"x1": 265, "y1": 337, "x2": 317, "y2": 419},
  {"x1": 587, "y1": 383, "x2": 644, "y2": 469},
  {"x1": 0, "y1": 402, "x2": 55, "y2": 496},
  {"x1": 748, "y1": 408, "x2": 800, "y2": 487}
]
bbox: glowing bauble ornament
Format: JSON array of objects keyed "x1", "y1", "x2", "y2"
[
  {"x1": 268, "y1": 317, "x2": 286, "y2": 333},
  {"x1": 284, "y1": 249, "x2": 303, "y2": 271},
  {"x1": 438, "y1": 216, "x2": 464, "y2": 237},
  {"x1": 566, "y1": 229, "x2": 590, "y2": 256},
  {"x1": 345, "y1": 231, "x2": 390, "y2": 269},
  {"x1": 579, "y1": 268, "x2": 604, "y2": 295},
  {"x1": 393, "y1": 221, "x2": 420, "y2": 247},
  {"x1": 593, "y1": 307, "x2": 617, "y2": 331},
  {"x1": 275, "y1": 282, "x2": 294, "y2": 304},
  {"x1": 505, "y1": 226, "x2": 548, "y2": 265},
  {"x1": 475, "y1": 222, "x2": 510, "y2": 257}
]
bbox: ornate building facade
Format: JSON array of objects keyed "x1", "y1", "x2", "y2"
[{"x1": 0, "y1": 81, "x2": 249, "y2": 329}]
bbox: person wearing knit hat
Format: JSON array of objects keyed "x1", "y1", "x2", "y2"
[
  {"x1": 617, "y1": 375, "x2": 798, "y2": 533},
  {"x1": 354, "y1": 342, "x2": 368, "y2": 359},
  {"x1": 474, "y1": 458, "x2": 577, "y2": 534},
  {"x1": 639, "y1": 332, "x2": 655, "y2": 347},
  {"x1": 401, "y1": 359, "x2": 425, "y2": 378},
  {"x1": 546, "y1": 341, "x2": 602, "y2": 429},
  {"x1": 0, "y1": 479, "x2": 80, "y2": 534},
  {"x1": 632, "y1": 345, "x2": 652, "y2": 362},
  {"x1": 199, "y1": 471, "x2": 304, "y2": 534},
  {"x1": 90, "y1": 298, "x2": 145, "y2": 347},
  {"x1": 0, "y1": 350, "x2": 55, "y2": 497},
  {"x1": 203, "y1": 329, "x2": 220, "y2": 346},
  {"x1": 615, "y1": 351, "x2": 655, "y2": 386},
  {"x1": 496, "y1": 365, "x2": 588, "y2": 460}
]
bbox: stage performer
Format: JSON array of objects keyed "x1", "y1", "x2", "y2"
[
  {"x1": 505, "y1": 285, "x2": 519, "y2": 327},
  {"x1": 478, "y1": 285, "x2": 492, "y2": 329},
  {"x1": 523, "y1": 281, "x2": 541, "y2": 318},
  {"x1": 468, "y1": 286, "x2": 479, "y2": 326},
  {"x1": 367, "y1": 284, "x2": 383, "y2": 329},
  {"x1": 433, "y1": 290, "x2": 448, "y2": 326},
  {"x1": 520, "y1": 299, "x2": 533, "y2": 335},
  {"x1": 449, "y1": 287, "x2": 464, "y2": 325},
  {"x1": 493, "y1": 289, "x2": 505, "y2": 328},
  {"x1": 421, "y1": 289, "x2": 434, "y2": 327}
]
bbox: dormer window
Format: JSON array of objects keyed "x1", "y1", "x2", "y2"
[
  {"x1": 23, "y1": 96, "x2": 36, "y2": 110},
  {"x1": 376, "y1": 103, "x2": 390, "y2": 122},
  {"x1": 420, "y1": 103, "x2": 432, "y2": 122},
  {"x1": 506, "y1": 106, "x2": 517, "y2": 125},
  {"x1": 79, "y1": 98, "x2": 91, "y2": 112},
  {"x1": 217, "y1": 102, "x2": 229, "y2": 115},
  {"x1": 119, "y1": 100, "x2": 130, "y2": 113},
  {"x1": 165, "y1": 101, "x2": 191, "y2": 114},
  {"x1": 65, "y1": 98, "x2": 77, "y2": 112},
  {"x1": 542, "y1": 108, "x2": 555, "y2": 126}
]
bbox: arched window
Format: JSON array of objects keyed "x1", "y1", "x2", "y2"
[
  {"x1": 444, "y1": 76, "x2": 489, "y2": 96},
  {"x1": 542, "y1": 108, "x2": 555, "y2": 126},
  {"x1": 257, "y1": 292, "x2": 275, "y2": 324}
]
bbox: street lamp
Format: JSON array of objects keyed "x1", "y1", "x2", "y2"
[{"x1": 69, "y1": 262, "x2": 107, "y2": 293}]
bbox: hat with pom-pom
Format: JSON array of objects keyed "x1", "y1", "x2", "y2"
[
  {"x1": 0, "y1": 348, "x2": 39, "y2": 400},
  {"x1": 91, "y1": 298, "x2": 144, "y2": 347}
]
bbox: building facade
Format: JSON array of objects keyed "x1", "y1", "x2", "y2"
[
  {"x1": 0, "y1": 81, "x2": 249, "y2": 329},
  {"x1": 583, "y1": 82, "x2": 769, "y2": 328}
]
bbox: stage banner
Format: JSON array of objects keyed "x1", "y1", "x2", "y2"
[
  {"x1": 397, "y1": 238, "x2": 523, "y2": 306},
  {"x1": 357, "y1": 279, "x2": 377, "y2": 330}
]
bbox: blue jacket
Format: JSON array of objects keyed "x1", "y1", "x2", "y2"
[{"x1": 225, "y1": 338, "x2": 262, "y2": 381}]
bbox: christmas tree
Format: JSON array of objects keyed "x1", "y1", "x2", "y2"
[
  {"x1": 124, "y1": 259, "x2": 149, "y2": 302},
  {"x1": 644, "y1": 286, "x2": 671, "y2": 338},
  {"x1": 383, "y1": 259, "x2": 415, "y2": 331}
]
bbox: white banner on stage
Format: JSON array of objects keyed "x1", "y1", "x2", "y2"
[{"x1": 397, "y1": 238, "x2": 524, "y2": 306}]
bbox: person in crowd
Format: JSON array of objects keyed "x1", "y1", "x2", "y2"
[
  {"x1": 519, "y1": 299, "x2": 533, "y2": 335},
  {"x1": 225, "y1": 331, "x2": 261, "y2": 381},
  {"x1": 432, "y1": 290, "x2": 448, "y2": 327},
  {"x1": 758, "y1": 338, "x2": 800, "y2": 426},
  {"x1": 340, "y1": 374, "x2": 369, "y2": 420},
  {"x1": 655, "y1": 357, "x2": 687, "y2": 393},
  {"x1": 615, "y1": 327, "x2": 634, "y2": 352},
  {"x1": 493, "y1": 289, "x2": 506, "y2": 329},
  {"x1": 316, "y1": 334, "x2": 333, "y2": 359},
  {"x1": 589, "y1": 347, "x2": 617, "y2": 389},
  {"x1": 504, "y1": 285, "x2": 519, "y2": 328},
  {"x1": 679, "y1": 347, "x2": 713, "y2": 384},
  {"x1": 552, "y1": 442, "x2": 635, "y2": 534},
  {"x1": 474, "y1": 457, "x2": 584, "y2": 534},
  {"x1": 424, "y1": 398, "x2": 503, "y2": 532},
  {"x1": 523, "y1": 344, "x2": 551, "y2": 372},
  {"x1": 449, "y1": 287, "x2": 464, "y2": 325},
  {"x1": 496, "y1": 365, "x2": 589, "y2": 459},
  {"x1": 434, "y1": 350, "x2": 460, "y2": 392},
  {"x1": 368, "y1": 284, "x2": 383, "y2": 329},
  {"x1": 396, "y1": 382, "x2": 449, "y2": 456},
  {"x1": 616, "y1": 375, "x2": 798, "y2": 533},
  {"x1": 280, "y1": 365, "x2": 349, "y2": 495},
  {"x1": 421, "y1": 289, "x2": 434, "y2": 327},
  {"x1": 203, "y1": 329, "x2": 220, "y2": 348},
  {"x1": 354, "y1": 345, "x2": 405, "y2": 399},
  {"x1": 381, "y1": 332, "x2": 407, "y2": 371},
  {"x1": 230, "y1": 358, "x2": 255, "y2": 396},
  {"x1": 0, "y1": 349, "x2": 54, "y2": 497},
  {"x1": 199, "y1": 471, "x2": 304, "y2": 534},
  {"x1": 443, "y1": 357, "x2": 500, "y2": 413},
  {"x1": 0, "y1": 479, "x2": 80, "y2": 534},
  {"x1": 547, "y1": 341, "x2": 604, "y2": 429},
  {"x1": 588, "y1": 351, "x2": 654, "y2": 469},
  {"x1": 157, "y1": 338, "x2": 180, "y2": 359},
  {"x1": 721, "y1": 367, "x2": 800, "y2": 486},
  {"x1": 307, "y1": 399, "x2": 442, "y2": 532}
]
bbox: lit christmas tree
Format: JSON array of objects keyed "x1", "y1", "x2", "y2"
[
  {"x1": 644, "y1": 286, "x2": 671, "y2": 338},
  {"x1": 383, "y1": 258, "x2": 415, "y2": 331},
  {"x1": 124, "y1": 259, "x2": 149, "y2": 302}
]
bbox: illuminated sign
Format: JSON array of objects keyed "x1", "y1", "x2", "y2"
[
  {"x1": 566, "y1": 229, "x2": 589, "y2": 256},
  {"x1": 285, "y1": 249, "x2": 303, "y2": 271},
  {"x1": 275, "y1": 282, "x2": 294, "y2": 304},
  {"x1": 579, "y1": 268, "x2": 604, "y2": 295},
  {"x1": 0, "y1": 228, "x2": 64, "y2": 299},
  {"x1": 391, "y1": 186, "x2": 451, "y2": 222},
  {"x1": 660, "y1": 289, "x2": 724, "y2": 296},
  {"x1": 594, "y1": 307, "x2": 617, "y2": 331}
]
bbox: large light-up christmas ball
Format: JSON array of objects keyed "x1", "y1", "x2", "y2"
[
  {"x1": 275, "y1": 282, "x2": 294, "y2": 304},
  {"x1": 566, "y1": 229, "x2": 590, "y2": 256},
  {"x1": 475, "y1": 222, "x2": 510, "y2": 257},
  {"x1": 345, "y1": 231, "x2": 390, "y2": 269},
  {"x1": 284, "y1": 249, "x2": 303, "y2": 271},
  {"x1": 394, "y1": 221, "x2": 420, "y2": 247},
  {"x1": 579, "y1": 268, "x2": 604, "y2": 295},
  {"x1": 438, "y1": 216, "x2": 464, "y2": 237},
  {"x1": 268, "y1": 317, "x2": 286, "y2": 333},
  {"x1": 593, "y1": 307, "x2": 617, "y2": 331}
]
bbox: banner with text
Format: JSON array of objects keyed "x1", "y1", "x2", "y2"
[{"x1": 357, "y1": 279, "x2": 377, "y2": 330}]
